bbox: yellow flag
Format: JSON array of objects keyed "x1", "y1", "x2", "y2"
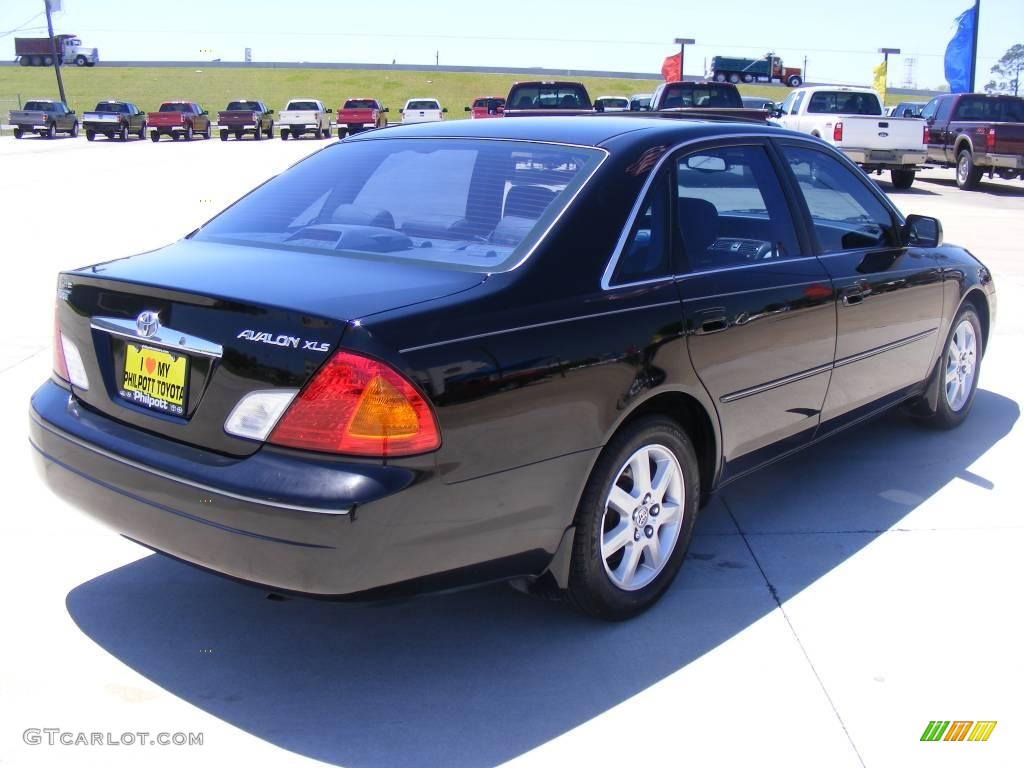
[{"x1": 873, "y1": 61, "x2": 888, "y2": 105}]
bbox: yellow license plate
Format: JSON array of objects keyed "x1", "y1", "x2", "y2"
[{"x1": 121, "y1": 344, "x2": 189, "y2": 415}]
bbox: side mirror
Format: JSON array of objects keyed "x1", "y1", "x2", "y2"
[
  {"x1": 904, "y1": 214, "x2": 943, "y2": 248},
  {"x1": 399, "y1": 108, "x2": 404, "y2": 114},
  {"x1": 442, "y1": 107, "x2": 448, "y2": 113},
  {"x1": 770, "y1": 109, "x2": 783, "y2": 118},
  {"x1": 201, "y1": 111, "x2": 208, "y2": 116},
  {"x1": 326, "y1": 108, "x2": 332, "y2": 113},
  {"x1": 595, "y1": 103, "x2": 605, "y2": 112},
  {"x1": 464, "y1": 105, "x2": 471, "y2": 111},
  {"x1": 267, "y1": 109, "x2": 274, "y2": 114},
  {"x1": 383, "y1": 107, "x2": 389, "y2": 113}
]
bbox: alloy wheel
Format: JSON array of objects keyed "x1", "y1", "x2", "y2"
[{"x1": 945, "y1": 319, "x2": 977, "y2": 411}]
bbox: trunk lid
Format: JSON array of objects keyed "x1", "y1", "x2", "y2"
[
  {"x1": 339, "y1": 109, "x2": 374, "y2": 122},
  {"x1": 988, "y1": 122, "x2": 1024, "y2": 156},
  {"x1": 9, "y1": 110, "x2": 47, "y2": 123},
  {"x1": 58, "y1": 239, "x2": 485, "y2": 456},
  {"x1": 147, "y1": 112, "x2": 186, "y2": 126},
  {"x1": 834, "y1": 116, "x2": 925, "y2": 151},
  {"x1": 219, "y1": 110, "x2": 259, "y2": 125}
]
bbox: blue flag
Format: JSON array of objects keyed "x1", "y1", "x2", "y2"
[{"x1": 944, "y1": 5, "x2": 977, "y2": 93}]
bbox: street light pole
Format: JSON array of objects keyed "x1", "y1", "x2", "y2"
[
  {"x1": 674, "y1": 38, "x2": 695, "y2": 80},
  {"x1": 44, "y1": 0, "x2": 67, "y2": 105}
]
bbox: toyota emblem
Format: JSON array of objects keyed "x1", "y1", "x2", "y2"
[{"x1": 135, "y1": 311, "x2": 160, "y2": 338}]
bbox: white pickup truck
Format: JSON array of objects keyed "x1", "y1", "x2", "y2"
[
  {"x1": 774, "y1": 86, "x2": 927, "y2": 188},
  {"x1": 400, "y1": 98, "x2": 447, "y2": 124},
  {"x1": 278, "y1": 99, "x2": 332, "y2": 140}
]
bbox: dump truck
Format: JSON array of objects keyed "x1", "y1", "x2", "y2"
[
  {"x1": 709, "y1": 54, "x2": 801, "y2": 87},
  {"x1": 15, "y1": 35, "x2": 99, "y2": 67}
]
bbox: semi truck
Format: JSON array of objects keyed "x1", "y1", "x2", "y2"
[
  {"x1": 15, "y1": 35, "x2": 99, "y2": 67},
  {"x1": 709, "y1": 54, "x2": 801, "y2": 87}
]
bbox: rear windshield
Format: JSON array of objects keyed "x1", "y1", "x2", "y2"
[
  {"x1": 226, "y1": 101, "x2": 262, "y2": 111},
  {"x1": 194, "y1": 138, "x2": 604, "y2": 272},
  {"x1": 807, "y1": 91, "x2": 882, "y2": 115},
  {"x1": 95, "y1": 102, "x2": 128, "y2": 112},
  {"x1": 344, "y1": 99, "x2": 378, "y2": 109},
  {"x1": 508, "y1": 84, "x2": 592, "y2": 110},
  {"x1": 597, "y1": 98, "x2": 630, "y2": 109},
  {"x1": 473, "y1": 98, "x2": 505, "y2": 109},
  {"x1": 953, "y1": 96, "x2": 1024, "y2": 122},
  {"x1": 287, "y1": 101, "x2": 321, "y2": 111},
  {"x1": 406, "y1": 100, "x2": 440, "y2": 111},
  {"x1": 659, "y1": 85, "x2": 741, "y2": 109},
  {"x1": 24, "y1": 101, "x2": 56, "y2": 111},
  {"x1": 159, "y1": 103, "x2": 194, "y2": 113}
]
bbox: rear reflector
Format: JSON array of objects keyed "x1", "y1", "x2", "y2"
[
  {"x1": 53, "y1": 306, "x2": 69, "y2": 382},
  {"x1": 986, "y1": 127, "x2": 996, "y2": 151},
  {"x1": 225, "y1": 390, "x2": 298, "y2": 441},
  {"x1": 269, "y1": 350, "x2": 440, "y2": 457},
  {"x1": 833, "y1": 122, "x2": 843, "y2": 142}
]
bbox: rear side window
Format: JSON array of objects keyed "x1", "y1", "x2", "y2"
[
  {"x1": 194, "y1": 138, "x2": 604, "y2": 272},
  {"x1": 953, "y1": 96, "x2": 1024, "y2": 122},
  {"x1": 806, "y1": 91, "x2": 882, "y2": 115},
  {"x1": 781, "y1": 145, "x2": 897, "y2": 253},
  {"x1": 675, "y1": 145, "x2": 801, "y2": 270}
]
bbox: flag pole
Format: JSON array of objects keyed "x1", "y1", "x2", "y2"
[{"x1": 969, "y1": 0, "x2": 980, "y2": 91}]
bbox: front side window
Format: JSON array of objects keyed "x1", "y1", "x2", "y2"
[
  {"x1": 920, "y1": 98, "x2": 939, "y2": 121},
  {"x1": 675, "y1": 145, "x2": 801, "y2": 271},
  {"x1": 194, "y1": 139, "x2": 604, "y2": 272},
  {"x1": 781, "y1": 145, "x2": 898, "y2": 253},
  {"x1": 778, "y1": 92, "x2": 796, "y2": 115}
]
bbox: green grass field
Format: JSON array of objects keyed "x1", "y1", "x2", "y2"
[{"x1": 1, "y1": 65, "x2": 941, "y2": 124}]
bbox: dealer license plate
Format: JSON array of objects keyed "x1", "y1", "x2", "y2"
[{"x1": 120, "y1": 344, "x2": 189, "y2": 416}]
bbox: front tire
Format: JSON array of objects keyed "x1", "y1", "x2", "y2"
[
  {"x1": 567, "y1": 417, "x2": 700, "y2": 620},
  {"x1": 266, "y1": 122, "x2": 274, "y2": 139},
  {"x1": 75, "y1": 55, "x2": 87, "y2": 66},
  {"x1": 891, "y1": 169, "x2": 916, "y2": 189},
  {"x1": 956, "y1": 149, "x2": 982, "y2": 190},
  {"x1": 70, "y1": 122, "x2": 79, "y2": 138},
  {"x1": 787, "y1": 75, "x2": 803, "y2": 87},
  {"x1": 912, "y1": 305, "x2": 983, "y2": 429}
]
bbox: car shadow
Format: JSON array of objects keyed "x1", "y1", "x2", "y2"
[
  {"x1": 917, "y1": 176, "x2": 1024, "y2": 196},
  {"x1": 876, "y1": 182, "x2": 939, "y2": 196},
  {"x1": 65, "y1": 389, "x2": 1019, "y2": 768}
]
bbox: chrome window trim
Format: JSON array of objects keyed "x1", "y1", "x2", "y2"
[
  {"x1": 601, "y1": 131, "x2": 811, "y2": 291},
  {"x1": 90, "y1": 316, "x2": 224, "y2": 359}
]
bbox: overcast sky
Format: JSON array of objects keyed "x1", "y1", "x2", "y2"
[{"x1": 2, "y1": 0, "x2": 1021, "y2": 89}]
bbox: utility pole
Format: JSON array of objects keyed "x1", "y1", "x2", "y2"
[
  {"x1": 969, "y1": 0, "x2": 980, "y2": 91},
  {"x1": 804, "y1": 55, "x2": 808, "y2": 81},
  {"x1": 44, "y1": 0, "x2": 67, "y2": 105},
  {"x1": 435, "y1": 50, "x2": 439, "y2": 67},
  {"x1": 674, "y1": 38, "x2": 695, "y2": 80}
]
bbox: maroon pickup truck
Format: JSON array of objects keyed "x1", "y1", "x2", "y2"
[
  {"x1": 503, "y1": 81, "x2": 593, "y2": 117},
  {"x1": 218, "y1": 100, "x2": 275, "y2": 141},
  {"x1": 336, "y1": 98, "x2": 388, "y2": 138},
  {"x1": 147, "y1": 102, "x2": 211, "y2": 142},
  {"x1": 921, "y1": 93, "x2": 1024, "y2": 189}
]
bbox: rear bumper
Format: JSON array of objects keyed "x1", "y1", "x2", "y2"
[
  {"x1": 30, "y1": 380, "x2": 584, "y2": 597},
  {"x1": 843, "y1": 148, "x2": 926, "y2": 167},
  {"x1": 975, "y1": 152, "x2": 1024, "y2": 170},
  {"x1": 83, "y1": 121, "x2": 122, "y2": 131}
]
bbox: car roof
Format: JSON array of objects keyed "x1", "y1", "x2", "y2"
[{"x1": 346, "y1": 115, "x2": 789, "y2": 148}]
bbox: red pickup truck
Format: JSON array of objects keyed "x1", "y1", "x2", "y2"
[
  {"x1": 921, "y1": 92, "x2": 1024, "y2": 189},
  {"x1": 464, "y1": 96, "x2": 506, "y2": 119},
  {"x1": 147, "y1": 102, "x2": 211, "y2": 142},
  {"x1": 336, "y1": 98, "x2": 388, "y2": 138}
]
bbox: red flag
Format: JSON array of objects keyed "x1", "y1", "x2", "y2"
[{"x1": 661, "y1": 52, "x2": 681, "y2": 82}]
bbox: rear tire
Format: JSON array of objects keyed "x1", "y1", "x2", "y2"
[
  {"x1": 566, "y1": 417, "x2": 700, "y2": 620},
  {"x1": 119, "y1": 124, "x2": 129, "y2": 142},
  {"x1": 184, "y1": 124, "x2": 193, "y2": 141},
  {"x1": 266, "y1": 121, "x2": 274, "y2": 139},
  {"x1": 338, "y1": 127, "x2": 348, "y2": 139},
  {"x1": 910, "y1": 304, "x2": 983, "y2": 429},
  {"x1": 150, "y1": 131, "x2": 160, "y2": 142},
  {"x1": 956, "y1": 149, "x2": 982, "y2": 190},
  {"x1": 29, "y1": 56, "x2": 42, "y2": 66},
  {"x1": 138, "y1": 122, "x2": 147, "y2": 139},
  {"x1": 220, "y1": 129, "x2": 229, "y2": 141},
  {"x1": 728, "y1": 73, "x2": 740, "y2": 83},
  {"x1": 742, "y1": 73, "x2": 753, "y2": 83},
  {"x1": 46, "y1": 122, "x2": 56, "y2": 139},
  {"x1": 891, "y1": 169, "x2": 916, "y2": 189},
  {"x1": 253, "y1": 125, "x2": 262, "y2": 141},
  {"x1": 43, "y1": 55, "x2": 53, "y2": 66},
  {"x1": 86, "y1": 130, "x2": 95, "y2": 142},
  {"x1": 280, "y1": 129, "x2": 289, "y2": 140},
  {"x1": 14, "y1": 128, "x2": 24, "y2": 139}
]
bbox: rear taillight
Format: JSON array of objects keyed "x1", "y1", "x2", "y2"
[
  {"x1": 53, "y1": 302, "x2": 89, "y2": 390},
  {"x1": 53, "y1": 305, "x2": 69, "y2": 382},
  {"x1": 833, "y1": 122, "x2": 843, "y2": 142},
  {"x1": 986, "y1": 127, "x2": 996, "y2": 151},
  {"x1": 269, "y1": 350, "x2": 440, "y2": 457},
  {"x1": 923, "y1": 124, "x2": 929, "y2": 145}
]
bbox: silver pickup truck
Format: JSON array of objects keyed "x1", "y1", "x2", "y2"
[
  {"x1": 9, "y1": 99, "x2": 79, "y2": 139},
  {"x1": 278, "y1": 99, "x2": 332, "y2": 140}
]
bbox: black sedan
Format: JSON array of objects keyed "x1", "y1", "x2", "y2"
[{"x1": 30, "y1": 116, "x2": 995, "y2": 619}]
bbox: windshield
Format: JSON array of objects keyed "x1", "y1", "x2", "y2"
[
  {"x1": 226, "y1": 101, "x2": 262, "y2": 111},
  {"x1": 954, "y1": 96, "x2": 1024, "y2": 122},
  {"x1": 659, "y1": 84, "x2": 741, "y2": 108},
  {"x1": 159, "y1": 103, "x2": 194, "y2": 113},
  {"x1": 287, "y1": 101, "x2": 321, "y2": 111},
  {"x1": 194, "y1": 138, "x2": 604, "y2": 272},
  {"x1": 406, "y1": 100, "x2": 440, "y2": 110},
  {"x1": 508, "y1": 84, "x2": 592, "y2": 109},
  {"x1": 344, "y1": 100, "x2": 379, "y2": 110},
  {"x1": 807, "y1": 91, "x2": 882, "y2": 115}
]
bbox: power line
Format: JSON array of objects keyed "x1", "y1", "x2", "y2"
[{"x1": 0, "y1": 11, "x2": 45, "y2": 39}]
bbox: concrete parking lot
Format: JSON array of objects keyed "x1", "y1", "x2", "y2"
[{"x1": 1, "y1": 133, "x2": 1021, "y2": 768}]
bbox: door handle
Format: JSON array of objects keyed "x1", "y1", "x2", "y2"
[
  {"x1": 841, "y1": 286, "x2": 867, "y2": 306},
  {"x1": 696, "y1": 316, "x2": 728, "y2": 334}
]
